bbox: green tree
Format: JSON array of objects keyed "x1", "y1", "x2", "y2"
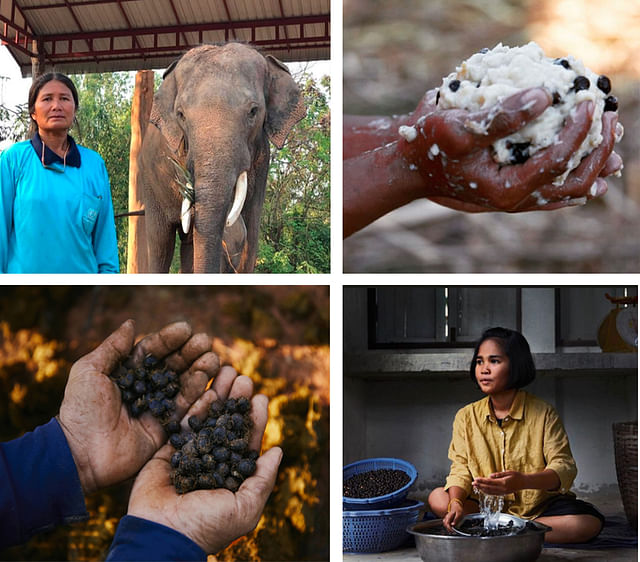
[
  {"x1": 74, "y1": 72, "x2": 134, "y2": 271},
  {"x1": 0, "y1": 102, "x2": 29, "y2": 145},
  {"x1": 256, "y1": 73, "x2": 331, "y2": 273}
]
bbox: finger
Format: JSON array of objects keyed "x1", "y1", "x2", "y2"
[
  {"x1": 464, "y1": 87, "x2": 551, "y2": 147},
  {"x1": 228, "y1": 374, "x2": 254, "y2": 400},
  {"x1": 210, "y1": 366, "x2": 239, "y2": 402},
  {"x1": 74, "y1": 319, "x2": 135, "y2": 377},
  {"x1": 163, "y1": 332, "x2": 214, "y2": 373},
  {"x1": 171, "y1": 352, "x2": 220, "y2": 419},
  {"x1": 503, "y1": 100, "x2": 594, "y2": 192},
  {"x1": 518, "y1": 111, "x2": 616, "y2": 207},
  {"x1": 235, "y1": 447, "x2": 283, "y2": 527},
  {"x1": 178, "y1": 389, "x2": 217, "y2": 433},
  {"x1": 129, "y1": 321, "x2": 193, "y2": 366},
  {"x1": 600, "y1": 151, "x2": 623, "y2": 177},
  {"x1": 248, "y1": 394, "x2": 269, "y2": 452}
]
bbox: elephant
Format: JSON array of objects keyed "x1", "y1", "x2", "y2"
[{"x1": 136, "y1": 42, "x2": 306, "y2": 272}]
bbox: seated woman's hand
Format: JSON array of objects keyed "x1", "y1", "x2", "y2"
[
  {"x1": 473, "y1": 471, "x2": 525, "y2": 495},
  {"x1": 399, "y1": 87, "x2": 621, "y2": 212}
]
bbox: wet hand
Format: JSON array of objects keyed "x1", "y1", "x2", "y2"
[
  {"x1": 400, "y1": 87, "x2": 620, "y2": 212},
  {"x1": 58, "y1": 319, "x2": 220, "y2": 494},
  {"x1": 473, "y1": 471, "x2": 524, "y2": 495},
  {"x1": 127, "y1": 368, "x2": 282, "y2": 554},
  {"x1": 443, "y1": 502, "x2": 464, "y2": 532}
]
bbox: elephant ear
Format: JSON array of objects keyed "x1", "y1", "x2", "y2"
[
  {"x1": 149, "y1": 58, "x2": 184, "y2": 155},
  {"x1": 264, "y1": 55, "x2": 306, "y2": 149}
]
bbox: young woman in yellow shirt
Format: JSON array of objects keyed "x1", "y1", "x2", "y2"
[{"x1": 428, "y1": 327, "x2": 604, "y2": 543}]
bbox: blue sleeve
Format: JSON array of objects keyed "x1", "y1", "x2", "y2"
[
  {"x1": 0, "y1": 418, "x2": 88, "y2": 548},
  {"x1": 0, "y1": 148, "x2": 16, "y2": 273},
  {"x1": 106, "y1": 515, "x2": 206, "y2": 561},
  {"x1": 93, "y1": 159, "x2": 119, "y2": 273}
]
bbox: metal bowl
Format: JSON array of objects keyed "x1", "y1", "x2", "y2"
[{"x1": 407, "y1": 514, "x2": 551, "y2": 562}]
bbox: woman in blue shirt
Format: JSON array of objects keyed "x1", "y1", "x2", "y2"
[{"x1": 0, "y1": 72, "x2": 119, "y2": 273}]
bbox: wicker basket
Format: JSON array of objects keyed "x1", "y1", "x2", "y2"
[{"x1": 613, "y1": 421, "x2": 637, "y2": 528}]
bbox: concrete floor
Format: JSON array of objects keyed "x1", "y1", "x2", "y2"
[{"x1": 344, "y1": 493, "x2": 637, "y2": 562}]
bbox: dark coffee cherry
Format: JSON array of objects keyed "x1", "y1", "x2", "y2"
[
  {"x1": 604, "y1": 95, "x2": 618, "y2": 112},
  {"x1": 237, "y1": 458, "x2": 257, "y2": 478},
  {"x1": 197, "y1": 473, "x2": 215, "y2": 489},
  {"x1": 572, "y1": 76, "x2": 590, "y2": 92},
  {"x1": 202, "y1": 454, "x2": 216, "y2": 471},
  {"x1": 149, "y1": 399, "x2": 164, "y2": 417},
  {"x1": 204, "y1": 417, "x2": 218, "y2": 429},
  {"x1": 224, "y1": 476, "x2": 241, "y2": 492},
  {"x1": 216, "y1": 414, "x2": 232, "y2": 429},
  {"x1": 165, "y1": 420, "x2": 181, "y2": 435},
  {"x1": 230, "y1": 451, "x2": 242, "y2": 465},
  {"x1": 188, "y1": 415, "x2": 203, "y2": 432},
  {"x1": 229, "y1": 438, "x2": 248, "y2": 453},
  {"x1": 217, "y1": 462, "x2": 230, "y2": 478},
  {"x1": 175, "y1": 475, "x2": 196, "y2": 494},
  {"x1": 166, "y1": 371, "x2": 178, "y2": 385},
  {"x1": 182, "y1": 439, "x2": 197, "y2": 457},
  {"x1": 150, "y1": 370, "x2": 168, "y2": 388},
  {"x1": 209, "y1": 400, "x2": 225, "y2": 417},
  {"x1": 507, "y1": 141, "x2": 531, "y2": 165},
  {"x1": 212, "y1": 472, "x2": 225, "y2": 488},
  {"x1": 179, "y1": 456, "x2": 198, "y2": 475},
  {"x1": 212, "y1": 426, "x2": 227, "y2": 444},
  {"x1": 143, "y1": 354, "x2": 160, "y2": 368},
  {"x1": 134, "y1": 380, "x2": 147, "y2": 395},
  {"x1": 164, "y1": 382, "x2": 179, "y2": 398},
  {"x1": 448, "y1": 79, "x2": 461, "y2": 92},
  {"x1": 231, "y1": 413, "x2": 246, "y2": 432},
  {"x1": 246, "y1": 449, "x2": 259, "y2": 461},
  {"x1": 597, "y1": 75, "x2": 611, "y2": 94},
  {"x1": 169, "y1": 433, "x2": 186, "y2": 449},
  {"x1": 225, "y1": 398, "x2": 237, "y2": 412},
  {"x1": 197, "y1": 432, "x2": 214, "y2": 454},
  {"x1": 122, "y1": 390, "x2": 136, "y2": 403},
  {"x1": 134, "y1": 367, "x2": 146, "y2": 380},
  {"x1": 554, "y1": 58, "x2": 571, "y2": 69},
  {"x1": 236, "y1": 397, "x2": 251, "y2": 414},
  {"x1": 117, "y1": 371, "x2": 135, "y2": 389},
  {"x1": 170, "y1": 451, "x2": 182, "y2": 468},
  {"x1": 161, "y1": 398, "x2": 175, "y2": 413},
  {"x1": 213, "y1": 446, "x2": 230, "y2": 463}
]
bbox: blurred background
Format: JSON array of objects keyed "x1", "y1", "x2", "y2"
[
  {"x1": 0, "y1": 286, "x2": 329, "y2": 562},
  {"x1": 343, "y1": 0, "x2": 640, "y2": 272}
]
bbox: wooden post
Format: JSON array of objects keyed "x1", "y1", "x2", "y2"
[{"x1": 126, "y1": 70, "x2": 154, "y2": 273}]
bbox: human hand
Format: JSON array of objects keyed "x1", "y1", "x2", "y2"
[
  {"x1": 400, "y1": 87, "x2": 621, "y2": 212},
  {"x1": 472, "y1": 471, "x2": 524, "y2": 495},
  {"x1": 127, "y1": 367, "x2": 282, "y2": 554},
  {"x1": 442, "y1": 501, "x2": 464, "y2": 532},
  {"x1": 58, "y1": 319, "x2": 220, "y2": 494}
]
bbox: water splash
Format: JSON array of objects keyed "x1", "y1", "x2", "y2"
[{"x1": 474, "y1": 487, "x2": 504, "y2": 531}]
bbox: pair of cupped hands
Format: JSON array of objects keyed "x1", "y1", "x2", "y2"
[
  {"x1": 56, "y1": 320, "x2": 281, "y2": 555},
  {"x1": 399, "y1": 87, "x2": 622, "y2": 211}
]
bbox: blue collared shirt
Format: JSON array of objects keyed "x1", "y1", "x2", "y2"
[{"x1": 0, "y1": 133, "x2": 119, "y2": 273}]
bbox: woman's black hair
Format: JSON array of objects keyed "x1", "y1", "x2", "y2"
[
  {"x1": 469, "y1": 327, "x2": 536, "y2": 389},
  {"x1": 28, "y1": 72, "x2": 79, "y2": 123}
]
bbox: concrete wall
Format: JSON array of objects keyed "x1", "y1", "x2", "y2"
[{"x1": 343, "y1": 286, "x2": 638, "y2": 505}]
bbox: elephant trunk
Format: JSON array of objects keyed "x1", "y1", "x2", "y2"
[{"x1": 191, "y1": 169, "x2": 249, "y2": 273}]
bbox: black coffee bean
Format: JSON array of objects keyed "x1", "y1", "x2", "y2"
[
  {"x1": 554, "y1": 58, "x2": 571, "y2": 69},
  {"x1": 165, "y1": 420, "x2": 181, "y2": 435},
  {"x1": 224, "y1": 476, "x2": 241, "y2": 492},
  {"x1": 597, "y1": 75, "x2": 611, "y2": 94},
  {"x1": 237, "y1": 458, "x2": 256, "y2": 478},
  {"x1": 449, "y1": 79, "x2": 461, "y2": 92},
  {"x1": 229, "y1": 438, "x2": 248, "y2": 453},
  {"x1": 201, "y1": 454, "x2": 216, "y2": 471},
  {"x1": 209, "y1": 400, "x2": 225, "y2": 417},
  {"x1": 212, "y1": 426, "x2": 227, "y2": 444},
  {"x1": 217, "y1": 462, "x2": 230, "y2": 478},
  {"x1": 169, "y1": 433, "x2": 186, "y2": 449},
  {"x1": 170, "y1": 451, "x2": 182, "y2": 468},
  {"x1": 134, "y1": 380, "x2": 147, "y2": 395},
  {"x1": 213, "y1": 447, "x2": 230, "y2": 463},
  {"x1": 509, "y1": 142, "x2": 531, "y2": 165},
  {"x1": 143, "y1": 354, "x2": 159, "y2": 368},
  {"x1": 572, "y1": 76, "x2": 590, "y2": 92},
  {"x1": 117, "y1": 371, "x2": 135, "y2": 389},
  {"x1": 164, "y1": 382, "x2": 179, "y2": 398},
  {"x1": 604, "y1": 95, "x2": 618, "y2": 112},
  {"x1": 175, "y1": 475, "x2": 195, "y2": 494},
  {"x1": 236, "y1": 397, "x2": 251, "y2": 414},
  {"x1": 196, "y1": 433, "x2": 214, "y2": 454},
  {"x1": 148, "y1": 399, "x2": 164, "y2": 417},
  {"x1": 344, "y1": 468, "x2": 411, "y2": 498},
  {"x1": 197, "y1": 473, "x2": 215, "y2": 489},
  {"x1": 188, "y1": 415, "x2": 203, "y2": 432},
  {"x1": 150, "y1": 370, "x2": 168, "y2": 388}
]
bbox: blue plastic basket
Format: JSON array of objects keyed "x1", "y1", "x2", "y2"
[
  {"x1": 343, "y1": 499, "x2": 424, "y2": 553},
  {"x1": 343, "y1": 457, "x2": 417, "y2": 510}
]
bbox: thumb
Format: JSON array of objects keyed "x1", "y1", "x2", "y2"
[
  {"x1": 73, "y1": 319, "x2": 136, "y2": 377},
  {"x1": 235, "y1": 447, "x2": 283, "y2": 526}
]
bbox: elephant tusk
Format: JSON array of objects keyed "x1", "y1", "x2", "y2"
[
  {"x1": 181, "y1": 195, "x2": 193, "y2": 234},
  {"x1": 226, "y1": 171, "x2": 248, "y2": 227}
]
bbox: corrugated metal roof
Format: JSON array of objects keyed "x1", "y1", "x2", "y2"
[{"x1": 0, "y1": 0, "x2": 330, "y2": 76}]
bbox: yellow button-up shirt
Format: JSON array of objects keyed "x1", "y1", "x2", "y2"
[{"x1": 444, "y1": 390, "x2": 577, "y2": 519}]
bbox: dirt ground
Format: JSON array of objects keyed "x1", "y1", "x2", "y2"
[{"x1": 343, "y1": 0, "x2": 640, "y2": 272}]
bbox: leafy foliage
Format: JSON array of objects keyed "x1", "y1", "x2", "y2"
[
  {"x1": 0, "y1": 103, "x2": 29, "y2": 145},
  {"x1": 74, "y1": 72, "x2": 134, "y2": 271},
  {"x1": 256, "y1": 73, "x2": 331, "y2": 273}
]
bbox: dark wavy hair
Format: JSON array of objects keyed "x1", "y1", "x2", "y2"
[
  {"x1": 469, "y1": 327, "x2": 536, "y2": 390},
  {"x1": 28, "y1": 72, "x2": 79, "y2": 123}
]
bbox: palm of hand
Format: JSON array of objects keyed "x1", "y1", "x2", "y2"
[
  {"x1": 402, "y1": 88, "x2": 616, "y2": 212},
  {"x1": 58, "y1": 320, "x2": 218, "y2": 493}
]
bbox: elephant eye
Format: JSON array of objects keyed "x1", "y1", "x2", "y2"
[
  {"x1": 176, "y1": 109, "x2": 185, "y2": 121},
  {"x1": 248, "y1": 105, "x2": 259, "y2": 119}
]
